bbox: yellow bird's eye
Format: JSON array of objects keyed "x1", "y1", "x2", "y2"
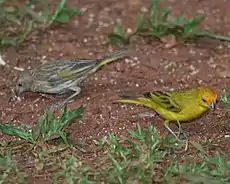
[{"x1": 202, "y1": 98, "x2": 207, "y2": 103}]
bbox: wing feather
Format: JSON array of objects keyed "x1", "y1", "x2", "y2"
[
  {"x1": 33, "y1": 59, "x2": 98, "y2": 86},
  {"x1": 143, "y1": 91, "x2": 182, "y2": 113}
]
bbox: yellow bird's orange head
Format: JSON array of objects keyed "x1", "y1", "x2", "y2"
[{"x1": 198, "y1": 87, "x2": 217, "y2": 110}]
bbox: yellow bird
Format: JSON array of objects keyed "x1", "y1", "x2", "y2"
[{"x1": 116, "y1": 87, "x2": 217, "y2": 139}]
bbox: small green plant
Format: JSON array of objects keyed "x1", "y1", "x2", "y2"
[
  {"x1": 0, "y1": 0, "x2": 82, "y2": 46},
  {"x1": 53, "y1": 153, "x2": 94, "y2": 184},
  {"x1": 220, "y1": 89, "x2": 230, "y2": 108},
  {"x1": 0, "y1": 121, "x2": 229, "y2": 183},
  {"x1": 0, "y1": 105, "x2": 85, "y2": 144},
  {"x1": 107, "y1": 23, "x2": 129, "y2": 46},
  {"x1": 0, "y1": 151, "x2": 27, "y2": 184},
  {"x1": 96, "y1": 123, "x2": 180, "y2": 183},
  {"x1": 167, "y1": 151, "x2": 230, "y2": 183},
  {"x1": 89, "y1": 124, "x2": 230, "y2": 183},
  {"x1": 108, "y1": 0, "x2": 230, "y2": 46}
]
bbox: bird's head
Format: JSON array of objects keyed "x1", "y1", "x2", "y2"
[
  {"x1": 199, "y1": 87, "x2": 217, "y2": 110},
  {"x1": 15, "y1": 70, "x2": 33, "y2": 96}
]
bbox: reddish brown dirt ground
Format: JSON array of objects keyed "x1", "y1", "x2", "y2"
[{"x1": 1, "y1": 0, "x2": 230, "y2": 182}]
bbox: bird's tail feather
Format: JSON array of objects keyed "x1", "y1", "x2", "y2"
[
  {"x1": 97, "y1": 48, "x2": 128, "y2": 67},
  {"x1": 116, "y1": 97, "x2": 155, "y2": 109},
  {"x1": 116, "y1": 99, "x2": 143, "y2": 105}
]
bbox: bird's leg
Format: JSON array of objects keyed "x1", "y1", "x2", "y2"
[
  {"x1": 176, "y1": 120, "x2": 181, "y2": 138},
  {"x1": 164, "y1": 120, "x2": 181, "y2": 141},
  {"x1": 53, "y1": 86, "x2": 81, "y2": 109},
  {"x1": 164, "y1": 121, "x2": 189, "y2": 151},
  {"x1": 174, "y1": 122, "x2": 195, "y2": 137},
  {"x1": 174, "y1": 120, "x2": 189, "y2": 140}
]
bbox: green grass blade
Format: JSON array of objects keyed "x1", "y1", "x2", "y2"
[
  {"x1": 55, "y1": 8, "x2": 82, "y2": 23},
  {"x1": 136, "y1": 16, "x2": 144, "y2": 31},
  {"x1": 150, "y1": 0, "x2": 159, "y2": 20},
  {"x1": 195, "y1": 30, "x2": 230, "y2": 41},
  {"x1": 183, "y1": 15, "x2": 205, "y2": 34},
  {"x1": 0, "y1": 123, "x2": 32, "y2": 141},
  {"x1": 48, "y1": 0, "x2": 66, "y2": 25}
]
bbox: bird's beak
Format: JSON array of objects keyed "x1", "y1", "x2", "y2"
[{"x1": 209, "y1": 102, "x2": 216, "y2": 110}]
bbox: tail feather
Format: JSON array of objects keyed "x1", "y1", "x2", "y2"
[
  {"x1": 115, "y1": 97, "x2": 156, "y2": 110},
  {"x1": 115, "y1": 99, "x2": 143, "y2": 105},
  {"x1": 97, "y1": 48, "x2": 128, "y2": 67}
]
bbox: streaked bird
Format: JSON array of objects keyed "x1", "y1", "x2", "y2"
[{"x1": 15, "y1": 48, "x2": 128, "y2": 108}]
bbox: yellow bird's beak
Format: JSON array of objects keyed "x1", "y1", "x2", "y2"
[{"x1": 209, "y1": 102, "x2": 216, "y2": 110}]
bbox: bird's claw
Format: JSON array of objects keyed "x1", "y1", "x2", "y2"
[
  {"x1": 52, "y1": 101, "x2": 67, "y2": 109},
  {"x1": 173, "y1": 130, "x2": 196, "y2": 141},
  {"x1": 176, "y1": 130, "x2": 196, "y2": 136}
]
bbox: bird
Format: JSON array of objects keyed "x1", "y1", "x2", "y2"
[
  {"x1": 14, "y1": 48, "x2": 128, "y2": 108},
  {"x1": 115, "y1": 87, "x2": 217, "y2": 140}
]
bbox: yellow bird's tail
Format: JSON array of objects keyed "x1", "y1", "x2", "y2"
[
  {"x1": 97, "y1": 48, "x2": 128, "y2": 68},
  {"x1": 116, "y1": 93, "x2": 157, "y2": 110}
]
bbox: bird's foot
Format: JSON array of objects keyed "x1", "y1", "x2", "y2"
[
  {"x1": 52, "y1": 86, "x2": 81, "y2": 109},
  {"x1": 52, "y1": 101, "x2": 67, "y2": 109},
  {"x1": 52, "y1": 98, "x2": 75, "y2": 109},
  {"x1": 175, "y1": 129, "x2": 196, "y2": 140},
  {"x1": 182, "y1": 129, "x2": 196, "y2": 136}
]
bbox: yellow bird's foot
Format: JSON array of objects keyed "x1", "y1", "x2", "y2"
[
  {"x1": 164, "y1": 125, "x2": 182, "y2": 141},
  {"x1": 164, "y1": 125, "x2": 189, "y2": 151},
  {"x1": 175, "y1": 129, "x2": 196, "y2": 139},
  {"x1": 164, "y1": 124, "x2": 190, "y2": 142},
  {"x1": 177, "y1": 132, "x2": 188, "y2": 141}
]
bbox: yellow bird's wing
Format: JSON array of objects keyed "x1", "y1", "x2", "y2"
[
  {"x1": 167, "y1": 88, "x2": 199, "y2": 108},
  {"x1": 143, "y1": 91, "x2": 183, "y2": 113}
]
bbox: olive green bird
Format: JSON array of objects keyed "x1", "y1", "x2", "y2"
[
  {"x1": 15, "y1": 48, "x2": 128, "y2": 108},
  {"x1": 116, "y1": 87, "x2": 217, "y2": 139}
]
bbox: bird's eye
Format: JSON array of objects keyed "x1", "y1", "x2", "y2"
[
  {"x1": 17, "y1": 83, "x2": 22, "y2": 87},
  {"x1": 202, "y1": 98, "x2": 206, "y2": 102}
]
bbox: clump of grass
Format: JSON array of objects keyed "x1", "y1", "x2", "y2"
[
  {"x1": 108, "y1": 0, "x2": 230, "y2": 46},
  {"x1": 0, "y1": 0, "x2": 82, "y2": 46},
  {"x1": 0, "y1": 120, "x2": 230, "y2": 183},
  {"x1": 0, "y1": 105, "x2": 85, "y2": 144},
  {"x1": 98, "y1": 124, "x2": 179, "y2": 183},
  {"x1": 167, "y1": 141, "x2": 230, "y2": 183},
  {"x1": 52, "y1": 152, "x2": 93, "y2": 184},
  {"x1": 51, "y1": 123, "x2": 230, "y2": 183},
  {"x1": 0, "y1": 105, "x2": 86, "y2": 182},
  {"x1": 220, "y1": 89, "x2": 230, "y2": 109},
  {"x1": 91, "y1": 123, "x2": 230, "y2": 183},
  {"x1": 0, "y1": 151, "x2": 27, "y2": 184}
]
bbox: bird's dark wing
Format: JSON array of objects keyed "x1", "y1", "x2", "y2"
[
  {"x1": 33, "y1": 59, "x2": 98, "y2": 86},
  {"x1": 143, "y1": 91, "x2": 182, "y2": 113}
]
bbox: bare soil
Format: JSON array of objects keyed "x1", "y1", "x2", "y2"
[{"x1": 1, "y1": 0, "x2": 230, "y2": 183}]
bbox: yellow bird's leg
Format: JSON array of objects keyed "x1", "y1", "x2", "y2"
[
  {"x1": 164, "y1": 120, "x2": 189, "y2": 151},
  {"x1": 176, "y1": 120, "x2": 181, "y2": 138},
  {"x1": 163, "y1": 120, "x2": 180, "y2": 141}
]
